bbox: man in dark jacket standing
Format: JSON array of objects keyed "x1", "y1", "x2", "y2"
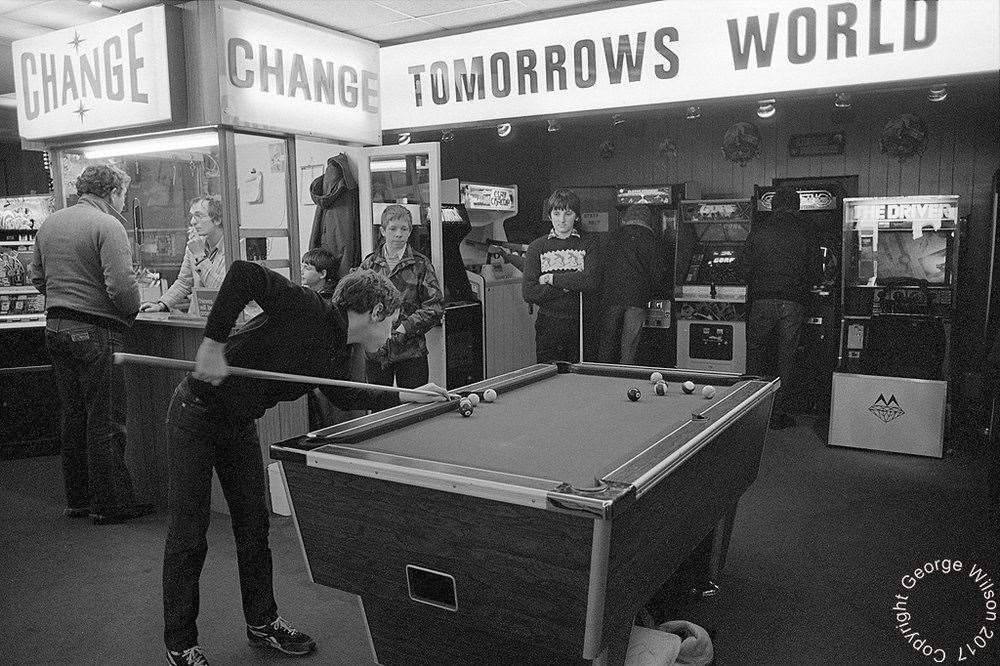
[
  {"x1": 598, "y1": 204, "x2": 670, "y2": 364},
  {"x1": 30, "y1": 164, "x2": 151, "y2": 524},
  {"x1": 308, "y1": 154, "x2": 359, "y2": 279},
  {"x1": 742, "y1": 187, "x2": 817, "y2": 428}
]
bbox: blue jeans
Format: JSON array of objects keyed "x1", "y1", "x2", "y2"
[
  {"x1": 599, "y1": 305, "x2": 646, "y2": 365},
  {"x1": 162, "y1": 378, "x2": 277, "y2": 651},
  {"x1": 45, "y1": 317, "x2": 138, "y2": 512},
  {"x1": 746, "y1": 298, "x2": 805, "y2": 413}
]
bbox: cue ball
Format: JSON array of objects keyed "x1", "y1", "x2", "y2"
[
  {"x1": 483, "y1": 388, "x2": 497, "y2": 402},
  {"x1": 650, "y1": 371, "x2": 664, "y2": 384},
  {"x1": 627, "y1": 386, "x2": 642, "y2": 402},
  {"x1": 458, "y1": 400, "x2": 474, "y2": 417},
  {"x1": 467, "y1": 393, "x2": 481, "y2": 406},
  {"x1": 654, "y1": 381, "x2": 667, "y2": 396},
  {"x1": 681, "y1": 381, "x2": 696, "y2": 394},
  {"x1": 702, "y1": 385, "x2": 716, "y2": 399}
]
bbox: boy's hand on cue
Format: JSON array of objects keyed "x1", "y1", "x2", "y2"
[
  {"x1": 399, "y1": 382, "x2": 450, "y2": 403},
  {"x1": 193, "y1": 338, "x2": 229, "y2": 385}
]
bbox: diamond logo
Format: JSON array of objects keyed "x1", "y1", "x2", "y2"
[{"x1": 869, "y1": 394, "x2": 905, "y2": 423}]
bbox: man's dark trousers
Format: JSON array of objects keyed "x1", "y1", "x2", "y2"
[
  {"x1": 746, "y1": 298, "x2": 805, "y2": 414},
  {"x1": 45, "y1": 317, "x2": 139, "y2": 513},
  {"x1": 162, "y1": 378, "x2": 277, "y2": 651}
]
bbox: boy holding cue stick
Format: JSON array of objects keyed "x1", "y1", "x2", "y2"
[{"x1": 161, "y1": 260, "x2": 448, "y2": 666}]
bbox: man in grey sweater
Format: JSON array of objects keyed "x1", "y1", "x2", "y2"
[{"x1": 30, "y1": 164, "x2": 152, "y2": 524}]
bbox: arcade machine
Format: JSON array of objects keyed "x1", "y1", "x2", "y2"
[
  {"x1": 0, "y1": 194, "x2": 59, "y2": 458},
  {"x1": 753, "y1": 177, "x2": 853, "y2": 420},
  {"x1": 674, "y1": 198, "x2": 753, "y2": 373},
  {"x1": 444, "y1": 179, "x2": 535, "y2": 378},
  {"x1": 830, "y1": 195, "x2": 960, "y2": 457},
  {"x1": 613, "y1": 183, "x2": 700, "y2": 367}
]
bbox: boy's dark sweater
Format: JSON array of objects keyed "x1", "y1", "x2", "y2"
[
  {"x1": 189, "y1": 260, "x2": 396, "y2": 420},
  {"x1": 522, "y1": 233, "x2": 601, "y2": 319}
]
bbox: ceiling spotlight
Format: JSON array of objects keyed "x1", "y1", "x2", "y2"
[
  {"x1": 928, "y1": 84, "x2": 948, "y2": 102},
  {"x1": 441, "y1": 129, "x2": 455, "y2": 142},
  {"x1": 611, "y1": 113, "x2": 625, "y2": 126},
  {"x1": 547, "y1": 119, "x2": 561, "y2": 133},
  {"x1": 496, "y1": 123, "x2": 512, "y2": 138},
  {"x1": 756, "y1": 98, "x2": 776, "y2": 119},
  {"x1": 834, "y1": 92, "x2": 852, "y2": 108},
  {"x1": 396, "y1": 132, "x2": 411, "y2": 145},
  {"x1": 685, "y1": 105, "x2": 702, "y2": 120}
]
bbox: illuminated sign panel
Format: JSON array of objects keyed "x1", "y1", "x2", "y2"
[
  {"x1": 219, "y1": 1, "x2": 380, "y2": 144},
  {"x1": 13, "y1": 6, "x2": 172, "y2": 140},
  {"x1": 380, "y1": 0, "x2": 1000, "y2": 130}
]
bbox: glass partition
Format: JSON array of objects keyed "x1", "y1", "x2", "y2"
[
  {"x1": 58, "y1": 130, "x2": 223, "y2": 307},
  {"x1": 233, "y1": 132, "x2": 292, "y2": 280}
]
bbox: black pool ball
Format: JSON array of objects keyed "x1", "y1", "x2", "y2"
[
  {"x1": 654, "y1": 381, "x2": 667, "y2": 396},
  {"x1": 627, "y1": 386, "x2": 642, "y2": 402},
  {"x1": 681, "y1": 381, "x2": 696, "y2": 394},
  {"x1": 650, "y1": 371, "x2": 664, "y2": 383},
  {"x1": 458, "y1": 400, "x2": 475, "y2": 417}
]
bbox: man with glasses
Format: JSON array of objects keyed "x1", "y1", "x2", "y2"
[{"x1": 141, "y1": 196, "x2": 228, "y2": 315}]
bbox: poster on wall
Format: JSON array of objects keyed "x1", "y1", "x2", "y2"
[{"x1": 299, "y1": 164, "x2": 323, "y2": 206}]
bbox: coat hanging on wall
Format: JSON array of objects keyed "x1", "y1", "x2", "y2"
[
  {"x1": 880, "y1": 114, "x2": 928, "y2": 160},
  {"x1": 308, "y1": 154, "x2": 360, "y2": 278},
  {"x1": 722, "y1": 122, "x2": 762, "y2": 165}
]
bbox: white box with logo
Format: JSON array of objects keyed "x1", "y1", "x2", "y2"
[{"x1": 828, "y1": 372, "x2": 946, "y2": 458}]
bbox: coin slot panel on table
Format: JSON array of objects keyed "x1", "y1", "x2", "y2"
[{"x1": 406, "y1": 565, "x2": 458, "y2": 612}]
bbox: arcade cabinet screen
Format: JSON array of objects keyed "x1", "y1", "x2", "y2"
[
  {"x1": 685, "y1": 247, "x2": 743, "y2": 285},
  {"x1": 858, "y1": 232, "x2": 949, "y2": 285}
]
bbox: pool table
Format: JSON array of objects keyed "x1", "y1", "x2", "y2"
[{"x1": 271, "y1": 362, "x2": 777, "y2": 665}]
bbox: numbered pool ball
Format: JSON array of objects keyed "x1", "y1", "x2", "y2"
[
  {"x1": 650, "y1": 371, "x2": 664, "y2": 384},
  {"x1": 654, "y1": 381, "x2": 667, "y2": 396},
  {"x1": 458, "y1": 399, "x2": 475, "y2": 417},
  {"x1": 482, "y1": 388, "x2": 498, "y2": 402},
  {"x1": 467, "y1": 393, "x2": 481, "y2": 406},
  {"x1": 627, "y1": 386, "x2": 642, "y2": 402},
  {"x1": 702, "y1": 385, "x2": 717, "y2": 399},
  {"x1": 681, "y1": 381, "x2": 696, "y2": 394}
]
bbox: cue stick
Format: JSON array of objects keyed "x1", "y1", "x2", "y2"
[{"x1": 112, "y1": 352, "x2": 452, "y2": 400}]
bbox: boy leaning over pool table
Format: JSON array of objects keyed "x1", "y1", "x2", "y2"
[{"x1": 161, "y1": 260, "x2": 449, "y2": 666}]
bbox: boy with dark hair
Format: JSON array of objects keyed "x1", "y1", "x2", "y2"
[
  {"x1": 523, "y1": 188, "x2": 602, "y2": 363},
  {"x1": 163, "y1": 260, "x2": 448, "y2": 666},
  {"x1": 300, "y1": 247, "x2": 340, "y2": 298}
]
